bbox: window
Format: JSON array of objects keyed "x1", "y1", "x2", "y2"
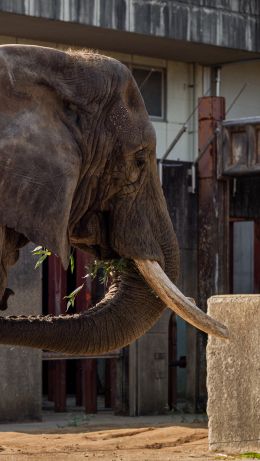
[{"x1": 131, "y1": 66, "x2": 165, "y2": 120}]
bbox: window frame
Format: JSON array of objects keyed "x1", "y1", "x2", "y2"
[{"x1": 127, "y1": 63, "x2": 166, "y2": 122}]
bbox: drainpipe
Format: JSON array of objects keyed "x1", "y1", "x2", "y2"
[{"x1": 213, "y1": 67, "x2": 221, "y2": 97}]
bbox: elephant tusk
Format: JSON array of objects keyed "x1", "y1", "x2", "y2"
[{"x1": 134, "y1": 259, "x2": 229, "y2": 340}]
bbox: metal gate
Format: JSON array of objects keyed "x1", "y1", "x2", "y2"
[{"x1": 42, "y1": 250, "x2": 119, "y2": 413}]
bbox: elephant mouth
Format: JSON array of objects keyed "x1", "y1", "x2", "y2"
[
  {"x1": 71, "y1": 218, "x2": 229, "y2": 339},
  {"x1": 134, "y1": 259, "x2": 229, "y2": 339}
]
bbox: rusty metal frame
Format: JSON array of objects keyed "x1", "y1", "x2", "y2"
[{"x1": 218, "y1": 116, "x2": 260, "y2": 177}]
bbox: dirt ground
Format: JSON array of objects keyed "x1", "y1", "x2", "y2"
[{"x1": 0, "y1": 412, "x2": 257, "y2": 461}]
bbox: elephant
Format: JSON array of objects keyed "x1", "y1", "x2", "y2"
[{"x1": 0, "y1": 45, "x2": 228, "y2": 355}]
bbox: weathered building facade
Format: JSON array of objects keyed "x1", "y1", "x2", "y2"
[{"x1": 0, "y1": 0, "x2": 260, "y2": 419}]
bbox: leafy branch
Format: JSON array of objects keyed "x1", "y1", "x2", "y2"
[
  {"x1": 31, "y1": 246, "x2": 52, "y2": 269},
  {"x1": 32, "y1": 246, "x2": 75, "y2": 274},
  {"x1": 86, "y1": 258, "x2": 129, "y2": 286},
  {"x1": 64, "y1": 284, "x2": 84, "y2": 310},
  {"x1": 32, "y1": 246, "x2": 129, "y2": 311}
]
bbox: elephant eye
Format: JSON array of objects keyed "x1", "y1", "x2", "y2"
[{"x1": 135, "y1": 149, "x2": 146, "y2": 168}]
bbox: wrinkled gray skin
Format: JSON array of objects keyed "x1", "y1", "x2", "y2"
[{"x1": 0, "y1": 45, "x2": 179, "y2": 354}]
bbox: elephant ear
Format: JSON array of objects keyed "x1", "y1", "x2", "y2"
[
  {"x1": 0, "y1": 45, "x2": 88, "y2": 268},
  {"x1": 0, "y1": 144, "x2": 80, "y2": 268}
]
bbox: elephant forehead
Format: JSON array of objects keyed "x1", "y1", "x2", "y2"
[{"x1": 108, "y1": 103, "x2": 155, "y2": 150}]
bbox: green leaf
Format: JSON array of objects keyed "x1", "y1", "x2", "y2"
[
  {"x1": 64, "y1": 284, "x2": 84, "y2": 312},
  {"x1": 70, "y1": 254, "x2": 75, "y2": 274},
  {"x1": 32, "y1": 246, "x2": 52, "y2": 269},
  {"x1": 64, "y1": 284, "x2": 84, "y2": 300},
  {"x1": 32, "y1": 246, "x2": 43, "y2": 253},
  {"x1": 34, "y1": 253, "x2": 49, "y2": 269},
  {"x1": 86, "y1": 258, "x2": 129, "y2": 285},
  {"x1": 66, "y1": 299, "x2": 74, "y2": 309}
]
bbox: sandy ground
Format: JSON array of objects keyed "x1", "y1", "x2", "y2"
[{"x1": 0, "y1": 412, "x2": 257, "y2": 461}]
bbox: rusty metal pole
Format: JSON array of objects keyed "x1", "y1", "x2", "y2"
[
  {"x1": 48, "y1": 255, "x2": 67, "y2": 412},
  {"x1": 75, "y1": 250, "x2": 97, "y2": 414},
  {"x1": 254, "y1": 220, "x2": 260, "y2": 293},
  {"x1": 198, "y1": 97, "x2": 226, "y2": 306},
  {"x1": 197, "y1": 96, "x2": 229, "y2": 409}
]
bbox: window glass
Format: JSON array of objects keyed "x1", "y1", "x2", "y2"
[{"x1": 132, "y1": 67, "x2": 164, "y2": 119}]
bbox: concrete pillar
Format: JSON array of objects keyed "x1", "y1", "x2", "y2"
[
  {"x1": 0, "y1": 243, "x2": 42, "y2": 421},
  {"x1": 207, "y1": 295, "x2": 260, "y2": 454}
]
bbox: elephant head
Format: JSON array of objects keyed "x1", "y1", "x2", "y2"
[{"x1": 0, "y1": 45, "x2": 228, "y2": 354}]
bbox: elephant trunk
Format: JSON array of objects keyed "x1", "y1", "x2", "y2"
[
  {"x1": 0, "y1": 269, "x2": 165, "y2": 354},
  {"x1": 0, "y1": 200, "x2": 228, "y2": 352}
]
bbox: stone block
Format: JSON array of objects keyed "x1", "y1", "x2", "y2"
[{"x1": 207, "y1": 295, "x2": 260, "y2": 453}]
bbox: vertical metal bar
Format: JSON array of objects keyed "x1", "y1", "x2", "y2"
[
  {"x1": 254, "y1": 220, "x2": 260, "y2": 293},
  {"x1": 52, "y1": 361, "x2": 67, "y2": 412},
  {"x1": 48, "y1": 255, "x2": 67, "y2": 412},
  {"x1": 168, "y1": 314, "x2": 177, "y2": 409},
  {"x1": 198, "y1": 96, "x2": 226, "y2": 309},
  {"x1": 128, "y1": 342, "x2": 137, "y2": 416},
  {"x1": 47, "y1": 362, "x2": 55, "y2": 402},
  {"x1": 75, "y1": 361, "x2": 83, "y2": 407},
  {"x1": 82, "y1": 360, "x2": 97, "y2": 414},
  {"x1": 229, "y1": 221, "x2": 234, "y2": 294},
  {"x1": 105, "y1": 358, "x2": 117, "y2": 409},
  {"x1": 75, "y1": 250, "x2": 97, "y2": 414},
  {"x1": 197, "y1": 96, "x2": 227, "y2": 410}
]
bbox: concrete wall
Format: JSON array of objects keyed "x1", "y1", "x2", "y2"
[
  {"x1": 0, "y1": 244, "x2": 42, "y2": 421},
  {"x1": 0, "y1": 0, "x2": 259, "y2": 53}
]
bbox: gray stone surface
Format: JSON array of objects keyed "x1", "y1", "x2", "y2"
[
  {"x1": 0, "y1": 243, "x2": 42, "y2": 422},
  {"x1": 207, "y1": 295, "x2": 260, "y2": 453}
]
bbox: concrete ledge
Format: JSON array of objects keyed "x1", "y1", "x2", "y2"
[{"x1": 207, "y1": 295, "x2": 260, "y2": 454}]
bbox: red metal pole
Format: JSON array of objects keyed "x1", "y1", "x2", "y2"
[
  {"x1": 75, "y1": 250, "x2": 97, "y2": 413},
  {"x1": 254, "y1": 220, "x2": 260, "y2": 293},
  {"x1": 198, "y1": 96, "x2": 226, "y2": 310},
  {"x1": 105, "y1": 358, "x2": 117, "y2": 409},
  {"x1": 197, "y1": 96, "x2": 227, "y2": 409},
  {"x1": 48, "y1": 255, "x2": 67, "y2": 412}
]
